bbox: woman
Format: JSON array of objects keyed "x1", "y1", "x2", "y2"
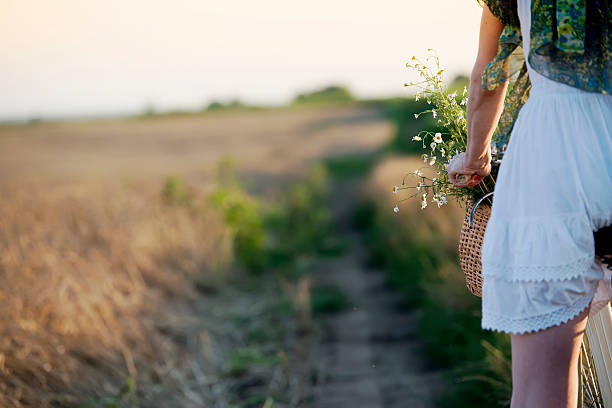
[{"x1": 447, "y1": 0, "x2": 612, "y2": 406}]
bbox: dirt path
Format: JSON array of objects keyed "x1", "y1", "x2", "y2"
[{"x1": 311, "y1": 181, "x2": 447, "y2": 407}]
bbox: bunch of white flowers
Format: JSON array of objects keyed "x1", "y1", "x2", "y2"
[{"x1": 392, "y1": 51, "x2": 496, "y2": 213}]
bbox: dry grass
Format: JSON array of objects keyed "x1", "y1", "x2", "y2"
[
  {"x1": 0, "y1": 106, "x2": 391, "y2": 187},
  {"x1": 364, "y1": 155, "x2": 465, "y2": 240},
  {"x1": 0, "y1": 105, "x2": 392, "y2": 406},
  {"x1": 0, "y1": 181, "x2": 233, "y2": 407}
]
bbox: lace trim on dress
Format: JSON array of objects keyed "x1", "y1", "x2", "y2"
[
  {"x1": 482, "y1": 254, "x2": 594, "y2": 282},
  {"x1": 482, "y1": 286, "x2": 595, "y2": 334}
]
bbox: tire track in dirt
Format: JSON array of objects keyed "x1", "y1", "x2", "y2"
[{"x1": 311, "y1": 180, "x2": 448, "y2": 408}]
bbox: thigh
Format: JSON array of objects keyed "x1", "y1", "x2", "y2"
[{"x1": 510, "y1": 304, "x2": 590, "y2": 408}]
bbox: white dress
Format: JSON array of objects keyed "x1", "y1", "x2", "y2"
[{"x1": 480, "y1": 0, "x2": 612, "y2": 335}]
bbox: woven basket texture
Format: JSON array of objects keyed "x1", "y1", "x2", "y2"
[{"x1": 458, "y1": 201, "x2": 491, "y2": 298}]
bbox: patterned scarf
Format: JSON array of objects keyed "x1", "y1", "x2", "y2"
[{"x1": 478, "y1": 0, "x2": 611, "y2": 150}]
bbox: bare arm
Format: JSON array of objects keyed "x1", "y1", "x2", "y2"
[{"x1": 447, "y1": 6, "x2": 507, "y2": 187}]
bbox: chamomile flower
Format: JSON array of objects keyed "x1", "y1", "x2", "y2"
[
  {"x1": 415, "y1": 94, "x2": 420, "y2": 101},
  {"x1": 393, "y1": 205, "x2": 399, "y2": 213},
  {"x1": 429, "y1": 156, "x2": 436, "y2": 166},
  {"x1": 449, "y1": 91, "x2": 457, "y2": 99},
  {"x1": 432, "y1": 110, "x2": 437, "y2": 118},
  {"x1": 416, "y1": 181, "x2": 424, "y2": 191},
  {"x1": 422, "y1": 154, "x2": 429, "y2": 163},
  {"x1": 434, "y1": 193, "x2": 448, "y2": 207},
  {"x1": 441, "y1": 148, "x2": 446, "y2": 157},
  {"x1": 412, "y1": 135, "x2": 422, "y2": 141},
  {"x1": 413, "y1": 169, "x2": 423, "y2": 177},
  {"x1": 414, "y1": 113, "x2": 419, "y2": 119},
  {"x1": 430, "y1": 142, "x2": 436, "y2": 150},
  {"x1": 433, "y1": 133, "x2": 443, "y2": 143},
  {"x1": 420, "y1": 193, "x2": 427, "y2": 209},
  {"x1": 392, "y1": 185, "x2": 399, "y2": 194}
]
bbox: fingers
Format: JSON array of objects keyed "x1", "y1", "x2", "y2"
[
  {"x1": 451, "y1": 174, "x2": 483, "y2": 188},
  {"x1": 466, "y1": 174, "x2": 483, "y2": 189}
]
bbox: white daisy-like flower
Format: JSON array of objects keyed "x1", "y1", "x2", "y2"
[
  {"x1": 415, "y1": 94, "x2": 420, "y2": 101},
  {"x1": 421, "y1": 193, "x2": 427, "y2": 209},
  {"x1": 441, "y1": 148, "x2": 446, "y2": 157},
  {"x1": 460, "y1": 98, "x2": 467, "y2": 106},
  {"x1": 432, "y1": 110, "x2": 437, "y2": 118},
  {"x1": 414, "y1": 113, "x2": 419, "y2": 119},
  {"x1": 430, "y1": 142, "x2": 436, "y2": 150},
  {"x1": 463, "y1": 85, "x2": 468, "y2": 96},
  {"x1": 412, "y1": 135, "x2": 422, "y2": 141},
  {"x1": 435, "y1": 193, "x2": 448, "y2": 207},
  {"x1": 393, "y1": 205, "x2": 399, "y2": 213},
  {"x1": 433, "y1": 133, "x2": 443, "y2": 143},
  {"x1": 449, "y1": 91, "x2": 457, "y2": 99},
  {"x1": 413, "y1": 169, "x2": 423, "y2": 177},
  {"x1": 416, "y1": 181, "x2": 424, "y2": 191},
  {"x1": 429, "y1": 156, "x2": 436, "y2": 166},
  {"x1": 422, "y1": 154, "x2": 429, "y2": 163},
  {"x1": 392, "y1": 185, "x2": 399, "y2": 194}
]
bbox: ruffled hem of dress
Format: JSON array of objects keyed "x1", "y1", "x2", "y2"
[
  {"x1": 482, "y1": 212, "x2": 595, "y2": 282},
  {"x1": 482, "y1": 255, "x2": 595, "y2": 282},
  {"x1": 481, "y1": 287, "x2": 596, "y2": 335}
]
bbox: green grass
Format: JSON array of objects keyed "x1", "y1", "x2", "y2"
[
  {"x1": 310, "y1": 284, "x2": 349, "y2": 315},
  {"x1": 227, "y1": 347, "x2": 280, "y2": 377},
  {"x1": 323, "y1": 152, "x2": 380, "y2": 180},
  {"x1": 355, "y1": 195, "x2": 512, "y2": 407},
  {"x1": 85, "y1": 377, "x2": 137, "y2": 408}
]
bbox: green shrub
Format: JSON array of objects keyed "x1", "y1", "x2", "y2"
[
  {"x1": 208, "y1": 163, "x2": 340, "y2": 274},
  {"x1": 209, "y1": 186, "x2": 268, "y2": 274},
  {"x1": 292, "y1": 85, "x2": 355, "y2": 105}
]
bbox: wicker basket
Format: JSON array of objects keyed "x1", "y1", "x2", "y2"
[{"x1": 458, "y1": 198, "x2": 492, "y2": 298}]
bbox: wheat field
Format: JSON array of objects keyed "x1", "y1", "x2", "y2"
[{"x1": 0, "y1": 105, "x2": 391, "y2": 407}]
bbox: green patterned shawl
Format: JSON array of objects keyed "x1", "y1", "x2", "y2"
[{"x1": 478, "y1": 0, "x2": 611, "y2": 150}]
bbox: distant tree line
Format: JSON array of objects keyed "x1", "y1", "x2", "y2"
[{"x1": 292, "y1": 85, "x2": 355, "y2": 105}]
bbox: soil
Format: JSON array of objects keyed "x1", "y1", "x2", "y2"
[{"x1": 309, "y1": 180, "x2": 448, "y2": 407}]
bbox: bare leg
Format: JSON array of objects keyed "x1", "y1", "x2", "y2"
[{"x1": 509, "y1": 304, "x2": 590, "y2": 408}]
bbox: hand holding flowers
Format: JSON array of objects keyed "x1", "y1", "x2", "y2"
[
  {"x1": 393, "y1": 51, "x2": 499, "y2": 212},
  {"x1": 446, "y1": 151, "x2": 491, "y2": 188}
]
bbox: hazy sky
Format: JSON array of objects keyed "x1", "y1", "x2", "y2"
[{"x1": 1, "y1": 1, "x2": 483, "y2": 120}]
